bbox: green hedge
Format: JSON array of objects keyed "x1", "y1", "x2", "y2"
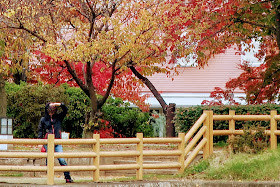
[
  {"x1": 8, "y1": 82, "x2": 280, "y2": 140},
  {"x1": 175, "y1": 104, "x2": 280, "y2": 142},
  {"x1": 62, "y1": 84, "x2": 91, "y2": 138},
  {"x1": 101, "y1": 97, "x2": 152, "y2": 137},
  {"x1": 6, "y1": 82, "x2": 68, "y2": 138},
  {"x1": 6, "y1": 82, "x2": 153, "y2": 138}
]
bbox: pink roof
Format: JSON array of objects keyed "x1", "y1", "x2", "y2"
[{"x1": 141, "y1": 47, "x2": 244, "y2": 94}]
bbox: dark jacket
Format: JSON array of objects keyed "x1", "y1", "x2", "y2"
[{"x1": 38, "y1": 103, "x2": 68, "y2": 139}]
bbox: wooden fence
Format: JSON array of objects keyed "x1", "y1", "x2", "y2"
[
  {"x1": 212, "y1": 110, "x2": 280, "y2": 149},
  {"x1": 169, "y1": 110, "x2": 280, "y2": 169},
  {"x1": 0, "y1": 110, "x2": 279, "y2": 185},
  {"x1": 0, "y1": 133, "x2": 189, "y2": 185}
]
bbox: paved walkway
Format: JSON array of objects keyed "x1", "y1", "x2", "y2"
[{"x1": 1, "y1": 177, "x2": 280, "y2": 187}]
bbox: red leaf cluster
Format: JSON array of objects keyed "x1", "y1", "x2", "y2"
[
  {"x1": 93, "y1": 119, "x2": 122, "y2": 138},
  {"x1": 203, "y1": 56, "x2": 280, "y2": 105},
  {"x1": 29, "y1": 51, "x2": 150, "y2": 111}
]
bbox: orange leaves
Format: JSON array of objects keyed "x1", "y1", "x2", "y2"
[{"x1": 202, "y1": 87, "x2": 240, "y2": 106}]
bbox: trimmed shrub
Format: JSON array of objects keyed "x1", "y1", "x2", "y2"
[
  {"x1": 101, "y1": 97, "x2": 152, "y2": 137},
  {"x1": 175, "y1": 104, "x2": 280, "y2": 142},
  {"x1": 7, "y1": 82, "x2": 68, "y2": 138},
  {"x1": 6, "y1": 82, "x2": 153, "y2": 138},
  {"x1": 62, "y1": 84, "x2": 91, "y2": 138}
]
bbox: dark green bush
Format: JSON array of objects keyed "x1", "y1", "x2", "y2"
[
  {"x1": 6, "y1": 82, "x2": 153, "y2": 138},
  {"x1": 175, "y1": 104, "x2": 280, "y2": 142},
  {"x1": 101, "y1": 97, "x2": 152, "y2": 137},
  {"x1": 62, "y1": 84, "x2": 91, "y2": 138},
  {"x1": 7, "y1": 82, "x2": 68, "y2": 138}
]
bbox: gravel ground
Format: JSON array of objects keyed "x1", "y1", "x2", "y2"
[{"x1": 1, "y1": 177, "x2": 280, "y2": 187}]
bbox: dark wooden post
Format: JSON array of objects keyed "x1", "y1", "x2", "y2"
[{"x1": 166, "y1": 103, "x2": 176, "y2": 137}]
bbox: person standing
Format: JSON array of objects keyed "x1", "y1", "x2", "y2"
[{"x1": 38, "y1": 102, "x2": 73, "y2": 183}]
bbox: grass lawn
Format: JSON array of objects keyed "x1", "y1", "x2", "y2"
[{"x1": 179, "y1": 147, "x2": 280, "y2": 181}]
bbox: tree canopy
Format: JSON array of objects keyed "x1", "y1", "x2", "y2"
[
  {"x1": 0, "y1": 0, "x2": 192, "y2": 134},
  {"x1": 3, "y1": 0, "x2": 279, "y2": 130},
  {"x1": 178, "y1": 0, "x2": 280, "y2": 105}
]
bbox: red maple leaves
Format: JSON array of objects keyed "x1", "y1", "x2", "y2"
[
  {"x1": 30, "y1": 51, "x2": 150, "y2": 111},
  {"x1": 203, "y1": 57, "x2": 280, "y2": 105}
]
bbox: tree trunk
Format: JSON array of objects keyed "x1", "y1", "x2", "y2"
[
  {"x1": 82, "y1": 129, "x2": 94, "y2": 139},
  {"x1": 64, "y1": 60, "x2": 114, "y2": 138},
  {"x1": 166, "y1": 103, "x2": 176, "y2": 137},
  {"x1": 129, "y1": 65, "x2": 176, "y2": 137},
  {"x1": 13, "y1": 70, "x2": 27, "y2": 85},
  {"x1": 0, "y1": 75, "x2": 7, "y2": 118}
]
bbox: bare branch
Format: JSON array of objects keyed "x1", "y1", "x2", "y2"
[
  {"x1": 68, "y1": 1, "x2": 90, "y2": 20},
  {"x1": 2, "y1": 18, "x2": 47, "y2": 43},
  {"x1": 234, "y1": 18, "x2": 276, "y2": 32},
  {"x1": 98, "y1": 59, "x2": 118, "y2": 107},
  {"x1": 85, "y1": 0, "x2": 97, "y2": 40},
  {"x1": 64, "y1": 60, "x2": 89, "y2": 96},
  {"x1": 128, "y1": 62, "x2": 168, "y2": 113}
]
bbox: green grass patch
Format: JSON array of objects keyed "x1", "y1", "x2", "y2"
[
  {"x1": 101, "y1": 176, "x2": 136, "y2": 182},
  {"x1": 181, "y1": 148, "x2": 280, "y2": 181},
  {"x1": 214, "y1": 141, "x2": 228, "y2": 148},
  {"x1": 0, "y1": 172, "x2": 23, "y2": 177},
  {"x1": 69, "y1": 174, "x2": 176, "y2": 184},
  {"x1": 179, "y1": 160, "x2": 210, "y2": 177},
  {"x1": 143, "y1": 174, "x2": 175, "y2": 180}
]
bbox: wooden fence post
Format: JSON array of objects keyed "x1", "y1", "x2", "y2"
[
  {"x1": 93, "y1": 134, "x2": 100, "y2": 182},
  {"x1": 136, "y1": 133, "x2": 143, "y2": 180},
  {"x1": 229, "y1": 110, "x2": 235, "y2": 139},
  {"x1": 270, "y1": 110, "x2": 277, "y2": 150},
  {"x1": 47, "y1": 134, "x2": 55, "y2": 185},
  {"x1": 209, "y1": 110, "x2": 213, "y2": 154},
  {"x1": 178, "y1": 133, "x2": 185, "y2": 174},
  {"x1": 203, "y1": 111, "x2": 210, "y2": 159}
]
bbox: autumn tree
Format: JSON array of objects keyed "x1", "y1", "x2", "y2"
[
  {"x1": 0, "y1": 29, "x2": 32, "y2": 117},
  {"x1": 177, "y1": 0, "x2": 280, "y2": 105},
  {"x1": 0, "y1": 0, "x2": 193, "y2": 137},
  {"x1": 180, "y1": 0, "x2": 279, "y2": 63}
]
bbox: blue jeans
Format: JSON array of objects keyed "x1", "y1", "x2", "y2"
[{"x1": 43, "y1": 145, "x2": 71, "y2": 179}]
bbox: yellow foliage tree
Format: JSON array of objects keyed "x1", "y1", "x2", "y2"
[{"x1": 0, "y1": 0, "x2": 193, "y2": 136}]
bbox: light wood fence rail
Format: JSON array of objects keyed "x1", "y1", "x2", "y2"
[
  {"x1": 0, "y1": 133, "x2": 187, "y2": 185},
  {"x1": 173, "y1": 110, "x2": 280, "y2": 170},
  {"x1": 0, "y1": 110, "x2": 279, "y2": 185},
  {"x1": 211, "y1": 110, "x2": 280, "y2": 150}
]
